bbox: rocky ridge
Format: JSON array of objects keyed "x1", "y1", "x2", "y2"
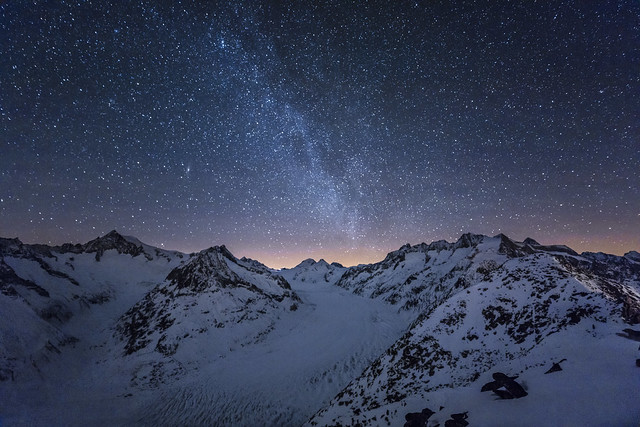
[
  {"x1": 308, "y1": 234, "x2": 640, "y2": 426},
  {"x1": 115, "y1": 245, "x2": 301, "y2": 358}
]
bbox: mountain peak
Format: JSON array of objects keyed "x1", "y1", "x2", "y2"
[
  {"x1": 295, "y1": 258, "x2": 318, "y2": 268},
  {"x1": 204, "y1": 245, "x2": 234, "y2": 258},
  {"x1": 496, "y1": 234, "x2": 536, "y2": 257},
  {"x1": 624, "y1": 251, "x2": 640, "y2": 262},
  {"x1": 189, "y1": 245, "x2": 242, "y2": 272},
  {"x1": 454, "y1": 233, "x2": 486, "y2": 249},
  {"x1": 0, "y1": 237, "x2": 24, "y2": 254},
  {"x1": 167, "y1": 246, "x2": 240, "y2": 293},
  {"x1": 82, "y1": 230, "x2": 149, "y2": 261},
  {"x1": 104, "y1": 229, "x2": 122, "y2": 238},
  {"x1": 86, "y1": 230, "x2": 129, "y2": 246}
]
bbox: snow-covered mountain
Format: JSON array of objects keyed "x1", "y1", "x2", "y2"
[
  {"x1": 115, "y1": 245, "x2": 301, "y2": 358},
  {"x1": 308, "y1": 234, "x2": 640, "y2": 426},
  {"x1": 278, "y1": 258, "x2": 346, "y2": 287},
  {"x1": 1, "y1": 231, "x2": 639, "y2": 426},
  {"x1": 0, "y1": 231, "x2": 184, "y2": 385},
  {"x1": 333, "y1": 233, "x2": 504, "y2": 312}
]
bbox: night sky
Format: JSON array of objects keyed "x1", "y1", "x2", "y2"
[{"x1": 1, "y1": 1, "x2": 639, "y2": 268}]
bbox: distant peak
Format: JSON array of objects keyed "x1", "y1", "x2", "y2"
[
  {"x1": 203, "y1": 245, "x2": 235, "y2": 259},
  {"x1": 495, "y1": 233, "x2": 513, "y2": 244},
  {"x1": 455, "y1": 233, "x2": 486, "y2": 248},
  {"x1": 0, "y1": 236, "x2": 23, "y2": 245},
  {"x1": 85, "y1": 230, "x2": 127, "y2": 245},
  {"x1": 81, "y1": 230, "x2": 150, "y2": 261},
  {"x1": 497, "y1": 234, "x2": 536, "y2": 257},
  {"x1": 426, "y1": 239, "x2": 452, "y2": 251},
  {"x1": 296, "y1": 258, "x2": 317, "y2": 268},
  {"x1": 92, "y1": 230, "x2": 128, "y2": 243},
  {"x1": 0, "y1": 237, "x2": 26, "y2": 255},
  {"x1": 523, "y1": 237, "x2": 540, "y2": 246},
  {"x1": 184, "y1": 245, "x2": 236, "y2": 269},
  {"x1": 624, "y1": 251, "x2": 640, "y2": 262},
  {"x1": 104, "y1": 229, "x2": 122, "y2": 238}
]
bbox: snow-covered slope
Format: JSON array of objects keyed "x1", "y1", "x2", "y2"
[
  {"x1": 0, "y1": 232, "x2": 185, "y2": 385},
  {"x1": 308, "y1": 236, "x2": 640, "y2": 426},
  {"x1": 125, "y1": 272, "x2": 411, "y2": 426},
  {"x1": 110, "y1": 249, "x2": 408, "y2": 425},
  {"x1": 334, "y1": 233, "x2": 516, "y2": 312},
  {"x1": 114, "y1": 245, "x2": 301, "y2": 358}
]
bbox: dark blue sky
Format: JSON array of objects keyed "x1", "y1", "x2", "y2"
[{"x1": 1, "y1": 1, "x2": 639, "y2": 267}]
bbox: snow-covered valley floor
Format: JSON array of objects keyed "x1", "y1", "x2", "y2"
[{"x1": 1, "y1": 274, "x2": 413, "y2": 426}]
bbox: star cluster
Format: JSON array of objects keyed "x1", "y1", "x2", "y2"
[{"x1": 1, "y1": 1, "x2": 638, "y2": 267}]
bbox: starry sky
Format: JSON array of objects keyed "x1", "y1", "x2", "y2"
[{"x1": 1, "y1": 1, "x2": 639, "y2": 268}]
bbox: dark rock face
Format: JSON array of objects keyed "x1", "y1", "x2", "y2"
[
  {"x1": 625, "y1": 251, "x2": 640, "y2": 263},
  {"x1": 481, "y1": 372, "x2": 527, "y2": 399},
  {"x1": 0, "y1": 258, "x2": 49, "y2": 297},
  {"x1": 454, "y1": 233, "x2": 485, "y2": 249},
  {"x1": 79, "y1": 230, "x2": 150, "y2": 261},
  {"x1": 497, "y1": 234, "x2": 536, "y2": 257},
  {"x1": 557, "y1": 255, "x2": 640, "y2": 324},
  {"x1": 444, "y1": 412, "x2": 469, "y2": 427},
  {"x1": 617, "y1": 329, "x2": 640, "y2": 342},
  {"x1": 115, "y1": 246, "x2": 300, "y2": 357},
  {"x1": 404, "y1": 407, "x2": 435, "y2": 427},
  {"x1": 544, "y1": 359, "x2": 567, "y2": 374},
  {"x1": 0, "y1": 368, "x2": 15, "y2": 382},
  {"x1": 166, "y1": 245, "x2": 295, "y2": 297}
]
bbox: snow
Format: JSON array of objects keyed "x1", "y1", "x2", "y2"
[
  {"x1": 308, "y1": 244, "x2": 640, "y2": 426},
  {"x1": 2, "y1": 233, "x2": 639, "y2": 426},
  {"x1": 131, "y1": 280, "x2": 413, "y2": 425},
  {"x1": 0, "y1": 248, "x2": 412, "y2": 426},
  {"x1": 399, "y1": 328, "x2": 640, "y2": 427}
]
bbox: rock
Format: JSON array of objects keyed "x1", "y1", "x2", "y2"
[
  {"x1": 617, "y1": 328, "x2": 640, "y2": 342},
  {"x1": 636, "y1": 359, "x2": 640, "y2": 367},
  {"x1": 444, "y1": 411, "x2": 469, "y2": 426},
  {"x1": 545, "y1": 358, "x2": 567, "y2": 374},
  {"x1": 482, "y1": 372, "x2": 527, "y2": 399},
  {"x1": 503, "y1": 378, "x2": 528, "y2": 398},
  {"x1": 493, "y1": 372, "x2": 518, "y2": 381},
  {"x1": 404, "y1": 407, "x2": 435, "y2": 427},
  {"x1": 0, "y1": 368, "x2": 15, "y2": 382},
  {"x1": 481, "y1": 381, "x2": 499, "y2": 392},
  {"x1": 451, "y1": 412, "x2": 468, "y2": 421}
]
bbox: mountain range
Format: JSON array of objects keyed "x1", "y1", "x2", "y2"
[{"x1": 1, "y1": 231, "x2": 638, "y2": 426}]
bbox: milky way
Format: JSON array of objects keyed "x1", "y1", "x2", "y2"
[{"x1": 1, "y1": 1, "x2": 639, "y2": 267}]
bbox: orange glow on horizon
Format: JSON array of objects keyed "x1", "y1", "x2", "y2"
[{"x1": 237, "y1": 246, "x2": 394, "y2": 270}]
